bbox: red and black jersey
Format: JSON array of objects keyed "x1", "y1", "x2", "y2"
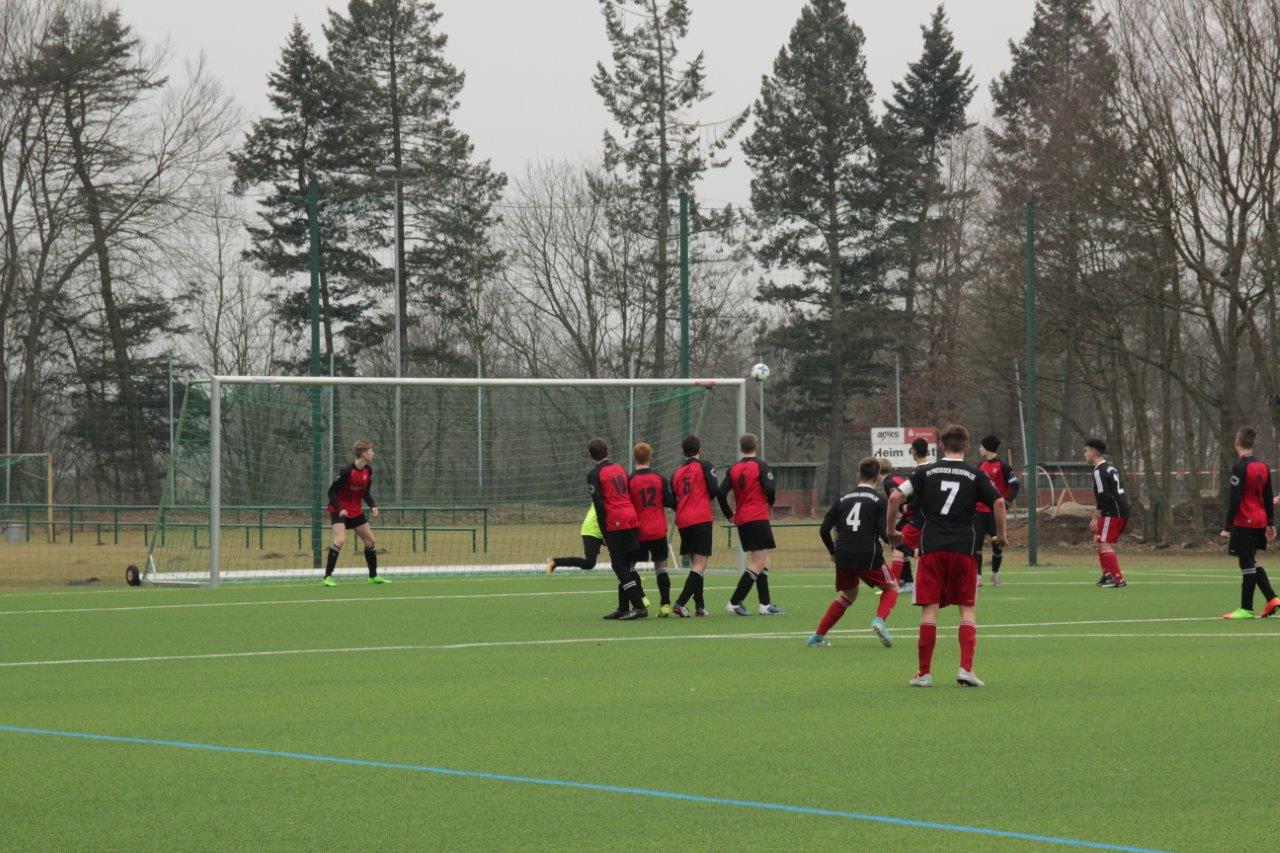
[
  {"x1": 326, "y1": 464, "x2": 375, "y2": 517},
  {"x1": 899, "y1": 459, "x2": 1002, "y2": 556},
  {"x1": 629, "y1": 468, "x2": 675, "y2": 540},
  {"x1": 718, "y1": 458, "x2": 775, "y2": 525},
  {"x1": 884, "y1": 474, "x2": 921, "y2": 529},
  {"x1": 672, "y1": 458, "x2": 718, "y2": 528},
  {"x1": 977, "y1": 456, "x2": 1020, "y2": 513},
  {"x1": 1091, "y1": 461, "x2": 1130, "y2": 518},
  {"x1": 1226, "y1": 455, "x2": 1274, "y2": 529},
  {"x1": 587, "y1": 460, "x2": 639, "y2": 533}
]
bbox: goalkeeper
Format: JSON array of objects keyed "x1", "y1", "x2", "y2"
[
  {"x1": 322, "y1": 439, "x2": 387, "y2": 586},
  {"x1": 547, "y1": 507, "x2": 605, "y2": 573}
]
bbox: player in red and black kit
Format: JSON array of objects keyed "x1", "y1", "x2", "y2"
[
  {"x1": 670, "y1": 434, "x2": 718, "y2": 617},
  {"x1": 888, "y1": 424, "x2": 1006, "y2": 687},
  {"x1": 1085, "y1": 438, "x2": 1130, "y2": 588},
  {"x1": 808, "y1": 457, "x2": 899, "y2": 648},
  {"x1": 587, "y1": 437, "x2": 650, "y2": 620},
  {"x1": 322, "y1": 439, "x2": 386, "y2": 585},
  {"x1": 719, "y1": 432, "x2": 783, "y2": 616},
  {"x1": 976, "y1": 434, "x2": 1020, "y2": 587},
  {"x1": 629, "y1": 442, "x2": 677, "y2": 615},
  {"x1": 882, "y1": 439, "x2": 930, "y2": 594},
  {"x1": 1220, "y1": 426, "x2": 1280, "y2": 619}
]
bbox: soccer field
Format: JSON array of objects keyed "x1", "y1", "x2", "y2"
[{"x1": 0, "y1": 553, "x2": 1274, "y2": 851}]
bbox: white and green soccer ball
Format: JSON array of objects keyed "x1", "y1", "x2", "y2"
[{"x1": 750, "y1": 362, "x2": 770, "y2": 382}]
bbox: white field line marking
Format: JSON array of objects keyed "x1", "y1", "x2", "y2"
[
  {"x1": 0, "y1": 578, "x2": 1239, "y2": 618},
  {"x1": 0, "y1": 616, "x2": 1273, "y2": 669}
]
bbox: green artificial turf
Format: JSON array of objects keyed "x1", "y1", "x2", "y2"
[{"x1": 0, "y1": 554, "x2": 1275, "y2": 851}]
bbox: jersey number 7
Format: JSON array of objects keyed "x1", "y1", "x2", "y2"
[{"x1": 939, "y1": 480, "x2": 960, "y2": 515}]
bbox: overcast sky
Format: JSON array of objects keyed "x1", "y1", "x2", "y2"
[{"x1": 114, "y1": 0, "x2": 1037, "y2": 203}]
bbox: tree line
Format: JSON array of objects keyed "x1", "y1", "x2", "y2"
[{"x1": 1, "y1": 0, "x2": 1278, "y2": 543}]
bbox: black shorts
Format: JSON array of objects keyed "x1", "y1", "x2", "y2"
[
  {"x1": 736, "y1": 520, "x2": 776, "y2": 552},
  {"x1": 330, "y1": 512, "x2": 369, "y2": 529},
  {"x1": 604, "y1": 529, "x2": 640, "y2": 571},
  {"x1": 834, "y1": 548, "x2": 883, "y2": 574},
  {"x1": 1228, "y1": 526, "x2": 1267, "y2": 557},
  {"x1": 633, "y1": 538, "x2": 670, "y2": 563},
  {"x1": 973, "y1": 512, "x2": 997, "y2": 538},
  {"x1": 678, "y1": 522, "x2": 714, "y2": 557}
]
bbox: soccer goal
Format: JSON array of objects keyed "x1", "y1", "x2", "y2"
[{"x1": 145, "y1": 376, "x2": 749, "y2": 585}]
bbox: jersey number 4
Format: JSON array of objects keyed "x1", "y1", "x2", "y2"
[{"x1": 845, "y1": 501, "x2": 863, "y2": 530}]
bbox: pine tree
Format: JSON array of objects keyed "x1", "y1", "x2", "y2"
[
  {"x1": 987, "y1": 0, "x2": 1129, "y2": 458},
  {"x1": 883, "y1": 4, "x2": 975, "y2": 319},
  {"x1": 743, "y1": 0, "x2": 893, "y2": 501},
  {"x1": 324, "y1": 0, "x2": 504, "y2": 373},
  {"x1": 230, "y1": 20, "x2": 370, "y2": 368},
  {"x1": 592, "y1": 0, "x2": 744, "y2": 377}
]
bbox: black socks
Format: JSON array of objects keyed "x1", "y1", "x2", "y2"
[
  {"x1": 325, "y1": 544, "x2": 341, "y2": 576},
  {"x1": 676, "y1": 571, "x2": 704, "y2": 608},
  {"x1": 656, "y1": 570, "x2": 672, "y2": 605},
  {"x1": 991, "y1": 547, "x2": 1003, "y2": 574},
  {"x1": 730, "y1": 570, "x2": 757, "y2": 605},
  {"x1": 756, "y1": 570, "x2": 771, "y2": 606},
  {"x1": 365, "y1": 547, "x2": 378, "y2": 578}
]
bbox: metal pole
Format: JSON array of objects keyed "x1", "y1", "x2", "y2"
[
  {"x1": 209, "y1": 376, "x2": 221, "y2": 587},
  {"x1": 329, "y1": 351, "x2": 336, "y2": 482},
  {"x1": 393, "y1": 176, "x2": 404, "y2": 504},
  {"x1": 307, "y1": 180, "x2": 324, "y2": 571},
  {"x1": 679, "y1": 192, "x2": 690, "y2": 436},
  {"x1": 476, "y1": 352, "x2": 483, "y2": 496},
  {"x1": 736, "y1": 380, "x2": 747, "y2": 573},
  {"x1": 1014, "y1": 358, "x2": 1028, "y2": 475},
  {"x1": 628, "y1": 356, "x2": 636, "y2": 456},
  {"x1": 758, "y1": 373, "x2": 766, "y2": 457},
  {"x1": 894, "y1": 352, "x2": 902, "y2": 428},
  {"x1": 4, "y1": 363, "x2": 10, "y2": 508},
  {"x1": 1025, "y1": 202, "x2": 1039, "y2": 566},
  {"x1": 167, "y1": 354, "x2": 174, "y2": 499}
]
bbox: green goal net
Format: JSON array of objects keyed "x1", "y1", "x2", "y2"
[{"x1": 145, "y1": 377, "x2": 747, "y2": 584}]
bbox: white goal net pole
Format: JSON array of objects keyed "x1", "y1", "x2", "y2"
[{"x1": 208, "y1": 376, "x2": 749, "y2": 585}]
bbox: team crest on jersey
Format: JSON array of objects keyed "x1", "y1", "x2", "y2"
[{"x1": 1230, "y1": 475, "x2": 1240, "y2": 486}]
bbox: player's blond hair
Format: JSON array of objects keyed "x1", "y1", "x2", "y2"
[{"x1": 352, "y1": 439, "x2": 373, "y2": 459}]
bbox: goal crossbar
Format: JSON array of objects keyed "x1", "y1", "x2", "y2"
[{"x1": 203, "y1": 375, "x2": 749, "y2": 586}]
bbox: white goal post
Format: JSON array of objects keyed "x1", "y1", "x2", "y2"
[{"x1": 205, "y1": 375, "x2": 749, "y2": 586}]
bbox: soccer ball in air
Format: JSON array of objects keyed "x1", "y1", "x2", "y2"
[{"x1": 750, "y1": 362, "x2": 770, "y2": 382}]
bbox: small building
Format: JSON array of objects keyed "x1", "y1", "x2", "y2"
[{"x1": 771, "y1": 462, "x2": 820, "y2": 518}]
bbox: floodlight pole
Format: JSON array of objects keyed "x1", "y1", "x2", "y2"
[
  {"x1": 736, "y1": 380, "x2": 748, "y2": 574},
  {"x1": 1025, "y1": 202, "x2": 1039, "y2": 566},
  {"x1": 4, "y1": 362, "x2": 10, "y2": 508}
]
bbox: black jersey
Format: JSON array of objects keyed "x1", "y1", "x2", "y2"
[
  {"x1": 1091, "y1": 460, "x2": 1130, "y2": 518},
  {"x1": 820, "y1": 485, "x2": 887, "y2": 560},
  {"x1": 900, "y1": 459, "x2": 1002, "y2": 556}
]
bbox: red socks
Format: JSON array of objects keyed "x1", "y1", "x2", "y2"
[
  {"x1": 959, "y1": 620, "x2": 977, "y2": 671},
  {"x1": 875, "y1": 586, "x2": 898, "y2": 620},
  {"x1": 816, "y1": 594, "x2": 852, "y2": 636},
  {"x1": 1099, "y1": 550, "x2": 1124, "y2": 581},
  {"x1": 890, "y1": 556, "x2": 904, "y2": 582},
  {"x1": 917, "y1": 621, "x2": 937, "y2": 675}
]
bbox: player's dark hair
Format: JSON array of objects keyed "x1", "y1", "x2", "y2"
[
  {"x1": 352, "y1": 439, "x2": 373, "y2": 459},
  {"x1": 682, "y1": 434, "x2": 701, "y2": 457},
  {"x1": 587, "y1": 437, "x2": 609, "y2": 461},
  {"x1": 633, "y1": 442, "x2": 652, "y2": 465},
  {"x1": 1085, "y1": 437, "x2": 1107, "y2": 454},
  {"x1": 910, "y1": 437, "x2": 929, "y2": 458},
  {"x1": 739, "y1": 433, "x2": 758, "y2": 454},
  {"x1": 940, "y1": 425, "x2": 968, "y2": 453},
  {"x1": 858, "y1": 457, "x2": 881, "y2": 482},
  {"x1": 981, "y1": 434, "x2": 1000, "y2": 452},
  {"x1": 1236, "y1": 426, "x2": 1258, "y2": 449}
]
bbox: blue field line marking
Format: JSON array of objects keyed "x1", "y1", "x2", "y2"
[{"x1": 0, "y1": 724, "x2": 1163, "y2": 852}]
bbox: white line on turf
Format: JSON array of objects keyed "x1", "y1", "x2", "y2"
[
  {"x1": 0, "y1": 579, "x2": 1237, "y2": 617},
  {"x1": 0, "y1": 616, "x2": 1274, "y2": 668}
]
